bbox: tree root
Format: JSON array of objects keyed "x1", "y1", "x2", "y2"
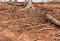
[
  {"x1": 45, "y1": 14, "x2": 60, "y2": 26},
  {"x1": 9, "y1": 0, "x2": 17, "y2": 13},
  {"x1": 19, "y1": 6, "x2": 36, "y2": 12},
  {"x1": 19, "y1": 0, "x2": 36, "y2": 12}
]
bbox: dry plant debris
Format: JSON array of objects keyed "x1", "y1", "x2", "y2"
[{"x1": 0, "y1": 2, "x2": 60, "y2": 41}]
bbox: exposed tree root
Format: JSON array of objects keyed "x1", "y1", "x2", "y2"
[
  {"x1": 9, "y1": 0, "x2": 17, "y2": 12},
  {"x1": 19, "y1": 0, "x2": 36, "y2": 12},
  {"x1": 45, "y1": 14, "x2": 60, "y2": 26},
  {"x1": 19, "y1": 6, "x2": 36, "y2": 12}
]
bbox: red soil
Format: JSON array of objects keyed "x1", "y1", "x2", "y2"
[{"x1": 0, "y1": 2, "x2": 60, "y2": 41}]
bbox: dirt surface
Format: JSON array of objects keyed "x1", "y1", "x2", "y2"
[{"x1": 0, "y1": 2, "x2": 60, "y2": 41}]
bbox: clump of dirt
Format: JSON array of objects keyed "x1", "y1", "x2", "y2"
[{"x1": 0, "y1": 2, "x2": 60, "y2": 41}]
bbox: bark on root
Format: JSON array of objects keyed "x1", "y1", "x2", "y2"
[
  {"x1": 19, "y1": 6, "x2": 35, "y2": 12},
  {"x1": 19, "y1": 0, "x2": 36, "y2": 12},
  {"x1": 45, "y1": 14, "x2": 60, "y2": 26},
  {"x1": 9, "y1": 0, "x2": 17, "y2": 12}
]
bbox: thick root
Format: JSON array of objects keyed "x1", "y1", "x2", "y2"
[
  {"x1": 19, "y1": 0, "x2": 36, "y2": 12},
  {"x1": 45, "y1": 14, "x2": 60, "y2": 26},
  {"x1": 9, "y1": 0, "x2": 17, "y2": 13},
  {"x1": 19, "y1": 6, "x2": 36, "y2": 12}
]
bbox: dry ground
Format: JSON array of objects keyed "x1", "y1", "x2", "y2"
[{"x1": 0, "y1": 2, "x2": 60, "y2": 41}]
